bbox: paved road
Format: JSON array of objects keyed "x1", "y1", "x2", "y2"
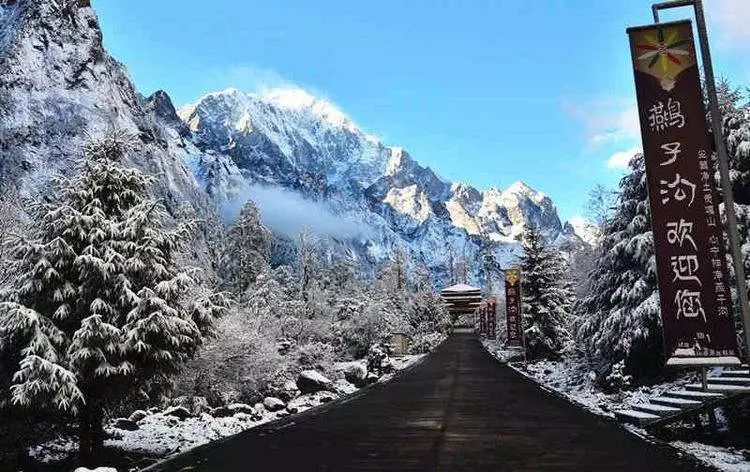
[{"x1": 151, "y1": 333, "x2": 709, "y2": 471}]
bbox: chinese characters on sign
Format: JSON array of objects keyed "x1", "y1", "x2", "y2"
[
  {"x1": 486, "y1": 298, "x2": 497, "y2": 340},
  {"x1": 478, "y1": 299, "x2": 496, "y2": 339},
  {"x1": 505, "y1": 268, "x2": 524, "y2": 348},
  {"x1": 627, "y1": 21, "x2": 739, "y2": 364}
]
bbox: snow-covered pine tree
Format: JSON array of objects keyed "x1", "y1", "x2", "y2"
[
  {"x1": 0, "y1": 131, "x2": 225, "y2": 459},
  {"x1": 221, "y1": 201, "x2": 271, "y2": 294},
  {"x1": 716, "y1": 82, "x2": 750, "y2": 351},
  {"x1": 0, "y1": 187, "x2": 24, "y2": 289},
  {"x1": 378, "y1": 247, "x2": 409, "y2": 294},
  {"x1": 520, "y1": 223, "x2": 573, "y2": 360},
  {"x1": 575, "y1": 153, "x2": 661, "y2": 379},
  {"x1": 298, "y1": 228, "x2": 321, "y2": 301}
]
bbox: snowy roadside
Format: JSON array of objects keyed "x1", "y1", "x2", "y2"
[
  {"x1": 28, "y1": 354, "x2": 425, "y2": 469},
  {"x1": 481, "y1": 339, "x2": 750, "y2": 471}
]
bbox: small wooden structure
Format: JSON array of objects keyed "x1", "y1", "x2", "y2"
[
  {"x1": 440, "y1": 284, "x2": 482, "y2": 325},
  {"x1": 388, "y1": 333, "x2": 410, "y2": 357}
]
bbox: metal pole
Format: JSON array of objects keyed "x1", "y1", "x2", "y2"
[
  {"x1": 652, "y1": 0, "x2": 694, "y2": 22},
  {"x1": 651, "y1": 0, "x2": 750, "y2": 364},
  {"x1": 692, "y1": 0, "x2": 750, "y2": 365}
]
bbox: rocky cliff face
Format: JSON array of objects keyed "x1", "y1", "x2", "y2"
[
  {"x1": 0, "y1": 0, "x2": 223, "y2": 272},
  {"x1": 0, "y1": 0, "x2": 585, "y2": 286}
]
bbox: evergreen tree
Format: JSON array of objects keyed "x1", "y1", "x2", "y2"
[
  {"x1": 221, "y1": 201, "x2": 271, "y2": 293},
  {"x1": 378, "y1": 247, "x2": 409, "y2": 295},
  {"x1": 520, "y1": 224, "x2": 574, "y2": 360},
  {"x1": 717, "y1": 82, "x2": 750, "y2": 351},
  {"x1": 0, "y1": 131, "x2": 225, "y2": 459},
  {"x1": 297, "y1": 229, "x2": 321, "y2": 301},
  {"x1": 575, "y1": 154, "x2": 661, "y2": 378}
]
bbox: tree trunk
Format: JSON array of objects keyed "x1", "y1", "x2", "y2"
[
  {"x1": 78, "y1": 404, "x2": 92, "y2": 464},
  {"x1": 78, "y1": 401, "x2": 104, "y2": 465}
]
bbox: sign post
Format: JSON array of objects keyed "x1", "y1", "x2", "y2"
[
  {"x1": 649, "y1": 0, "x2": 750, "y2": 367},
  {"x1": 627, "y1": 20, "x2": 740, "y2": 366},
  {"x1": 504, "y1": 268, "x2": 524, "y2": 353}
]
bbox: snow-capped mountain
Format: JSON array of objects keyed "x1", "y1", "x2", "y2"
[
  {"x1": 171, "y1": 87, "x2": 585, "y2": 283},
  {"x1": 0, "y1": 0, "x2": 585, "y2": 286}
]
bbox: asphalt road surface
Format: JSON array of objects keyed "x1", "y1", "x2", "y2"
[{"x1": 149, "y1": 333, "x2": 710, "y2": 471}]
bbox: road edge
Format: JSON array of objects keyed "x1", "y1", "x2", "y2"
[{"x1": 140, "y1": 345, "x2": 438, "y2": 471}]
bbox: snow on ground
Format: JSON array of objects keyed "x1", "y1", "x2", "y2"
[
  {"x1": 482, "y1": 339, "x2": 750, "y2": 471},
  {"x1": 671, "y1": 441, "x2": 750, "y2": 471},
  {"x1": 28, "y1": 355, "x2": 426, "y2": 465},
  {"x1": 105, "y1": 411, "x2": 272, "y2": 457},
  {"x1": 28, "y1": 436, "x2": 78, "y2": 464}
]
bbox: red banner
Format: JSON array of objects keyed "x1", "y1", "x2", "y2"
[
  {"x1": 487, "y1": 298, "x2": 497, "y2": 340},
  {"x1": 505, "y1": 268, "x2": 523, "y2": 347},
  {"x1": 627, "y1": 20, "x2": 740, "y2": 365},
  {"x1": 479, "y1": 304, "x2": 487, "y2": 335}
]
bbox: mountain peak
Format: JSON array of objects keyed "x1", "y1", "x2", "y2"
[
  {"x1": 506, "y1": 180, "x2": 537, "y2": 194},
  {"x1": 261, "y1": 88, "x2": 358, "y2": 132}
]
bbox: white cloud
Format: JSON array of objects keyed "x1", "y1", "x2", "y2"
[
  {"x1": 606, "y1": 147, "x2": 642, "y2": 169},
  {"x1": 212, "y1": 65, "x2": 300, "y2": 93},
  {"x1": 563, "y1": 98, "x2": 641, "y2": 150},
  {"x1": 709, "y1": 0, "x2": 750, "y2": 50},
  {"x1": 225, "y1": 184, "x2": 372, "y2": 239}
]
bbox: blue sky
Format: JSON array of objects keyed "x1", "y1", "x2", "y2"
[{"x1": 94, "y1": 0, "x2": 750, "y2": 222}]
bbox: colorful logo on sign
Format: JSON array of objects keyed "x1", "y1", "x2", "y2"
[
  {"x1": 633, "y1": 27, "x2": 694, "y2": 91},
  {"x1": 505, "y1": 269, "x2": 520, "y2": 286}
]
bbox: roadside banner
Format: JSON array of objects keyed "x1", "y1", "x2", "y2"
[
  {"x1": 487, "y1": 298, "x2": 497, "y2": 340},
  {"x1": 627, "y1": 20, "x2": 740, "y2": 365},
  {"x1": 505, "y1": 268, "x2": 523, "y2": 348}
]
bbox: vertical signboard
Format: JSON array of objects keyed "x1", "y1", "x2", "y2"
[
  {"x1": 505, "y1": 268, "x2": 523, "y2": 347},
  {"x1": 627, "y1": 20, "x2": 740, "y2": 365},
  {"x1": 487, "y1": 298, "x2": 497, "y2": 340},
  {"x1": 478, "y1": 303, "x2": 487, "y2": 335}
]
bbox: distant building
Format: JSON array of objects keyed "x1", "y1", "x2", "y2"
[{"x1": 440, "y1": 284, "x2": 482, "y2": 326}]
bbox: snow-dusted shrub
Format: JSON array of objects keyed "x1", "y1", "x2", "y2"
[
  {"x1": 184, "y1": 309, "x2": 287, "y2": 405},
  {"x1": 410, "y1": 332, "x2": 445, "y2": 354},
  {"x1": 406, "y1": 289, "x2": 450, "y2": 343},
  {"x1": 291, "y1": 341, "x2": 337, "y2": 376},
  {"x1": 366, "y1": 343, "x2": 392, "y2": 376},
  {"x1": 337, "y1": 300, "x2": 398, "y2": 359},
  {"x1": 604, "y1": 360, "x2": 633, "y2": 393}
]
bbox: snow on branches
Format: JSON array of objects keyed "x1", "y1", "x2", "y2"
[
  {"x1": 520, "y1": 224, "x2": 574, "y2": 360},
  {"x1": 575, "y1": 154, "x2": 661, "y2": 379},
  {"x1": 0, "y1": 130, "x2": 226, "y2": 454}
]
